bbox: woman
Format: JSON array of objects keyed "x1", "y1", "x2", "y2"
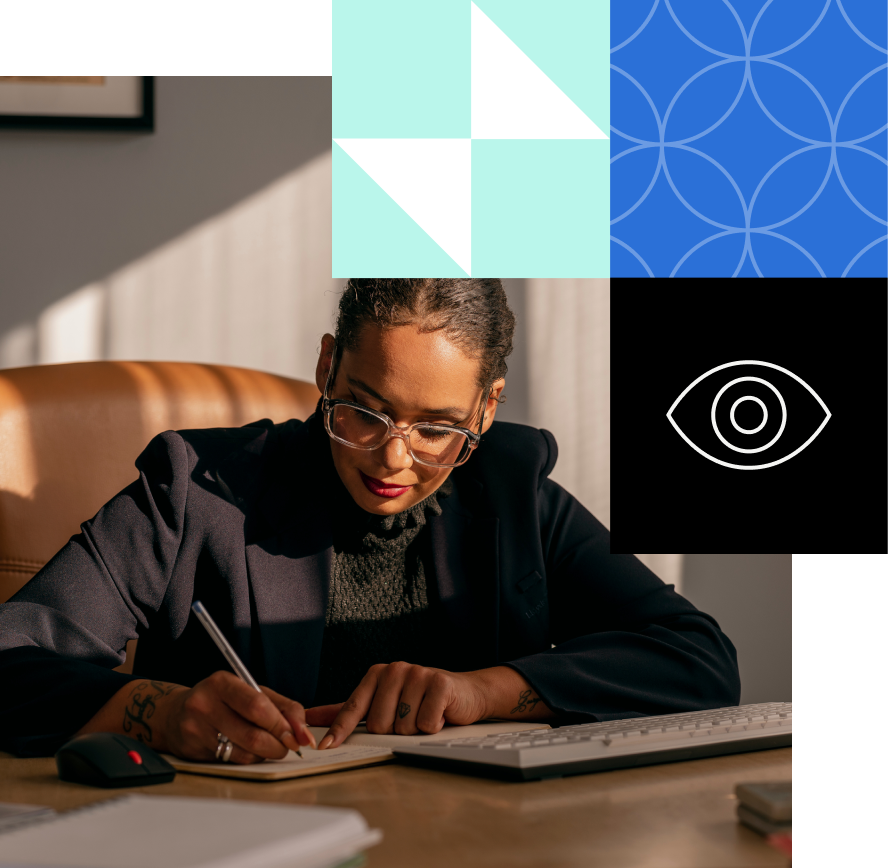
[{"x1": 0, "y1": 278, "x2": 740, "y2": 763}]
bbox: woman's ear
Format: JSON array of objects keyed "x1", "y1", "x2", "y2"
[
  {"x1": 479, "y1": 378, "x2": 506, "y2": 434},
  {"x1": 315, "y1": 334, "x2": 336, "y2": 394}
]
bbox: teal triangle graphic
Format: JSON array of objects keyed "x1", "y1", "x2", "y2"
[
  {"x1": 473, "y1": 0, "x2": 609, "y2": 133},
  {"x1": 333, "y1": 143, "x2": 469, "y2": 278}
]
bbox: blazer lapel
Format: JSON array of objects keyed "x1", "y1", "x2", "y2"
[
  {"x1": 245, "y1": 532, "x2": 332, "y2": 703},
  {"x1": 429, "y1": 473, "x2": 501, "y2": 668},
  {"x1": 243, "y1": 417, "x2": 334, "y2": 703}
]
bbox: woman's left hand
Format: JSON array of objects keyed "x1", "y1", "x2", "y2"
[{"x1": 305, "y1": 662, "x2": 489, "y2": 749}]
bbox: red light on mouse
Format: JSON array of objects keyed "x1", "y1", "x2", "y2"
[{"x1": 127, "y1": 750, "x2": 143, "y2": 765}]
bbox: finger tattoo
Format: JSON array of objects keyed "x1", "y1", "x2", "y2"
[{"x1": 397, "y1": 702, "x2": 411, "y2": 719}]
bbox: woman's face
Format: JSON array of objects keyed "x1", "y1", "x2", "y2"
[{"x1": 315, "y1": 325, "x2": 505, "y2": 515}]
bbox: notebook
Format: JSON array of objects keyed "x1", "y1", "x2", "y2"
[
  {"x1": 0, "y1": 795, "x2": 381, "y2": 868},
  {"x1": 167, "y1": 720, "x2": 550, "y2": 781}
]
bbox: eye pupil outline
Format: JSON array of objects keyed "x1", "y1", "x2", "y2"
[
  {"x1": 666, "y1": 360, "x2": 832, "y2": 470},
  {"x1": 730, "y1": 396, "x2": 768, "y2": 435},
  {"x1": 710, "y1": 376, "x2": 787, "y2": 455}
]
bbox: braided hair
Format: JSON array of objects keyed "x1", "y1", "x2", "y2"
[{"x1": 333, "y1": 278, "x2": 515, "y2": 390}]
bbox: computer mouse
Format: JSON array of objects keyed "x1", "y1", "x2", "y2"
[{"x1": 55, "y1": 733, "x2": 176, "y2": 788}]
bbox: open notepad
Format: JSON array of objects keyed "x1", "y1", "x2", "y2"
[
  {"x1": 0, "y1": 795, "x2": 381, "y2": 868},
  {"x1": 167, "y1": 721, "x2": 550, "y2": 781}
]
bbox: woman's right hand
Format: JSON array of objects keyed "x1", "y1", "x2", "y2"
[{"x1": 157, "y1": 671, "x2": 315, "y2": 764}]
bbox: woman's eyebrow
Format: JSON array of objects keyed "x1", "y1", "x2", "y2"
[{"x1": 346, "y1": 377, "x2": 470, "y2": 422}]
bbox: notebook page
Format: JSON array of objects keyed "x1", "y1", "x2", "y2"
[
  {"x1": 166, "y1": 722, "x2": 549, "y2": 780},
  {"x1": 0, "y1": 795, "x2": 376, "y2": 868},
  {"x1": 175, "y1": 742, "x2": 392, "y2": 772}
]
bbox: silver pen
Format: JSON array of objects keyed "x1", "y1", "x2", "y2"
[{"x1": 191, "y1": 600, "x2": 304, "y2": 758}]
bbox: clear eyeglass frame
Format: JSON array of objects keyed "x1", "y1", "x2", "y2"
[{"x1": 321, "y1": 344, "x2": 488, "y2": 468}]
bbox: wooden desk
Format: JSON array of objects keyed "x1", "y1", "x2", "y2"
[{"x1": 0, "y1": 747, "x2": 790, "y2": 868}]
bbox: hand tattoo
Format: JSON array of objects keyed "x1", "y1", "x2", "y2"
[
  {"x1": 510, "y1": 689, "x2": 542, "y2": 715},
  {"x1": 122, "y1": 680, "x2": 179, "y2": 743},
  {"x1": 397, "y1": 702, "x2": 411, "y2": 719}
]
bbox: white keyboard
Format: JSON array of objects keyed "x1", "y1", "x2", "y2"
[{"x1": 393, "y1": 702, "x2": 792, "y2": 781}]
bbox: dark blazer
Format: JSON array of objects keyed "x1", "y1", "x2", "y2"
[{"x1": 0, "y1": 414, "x2": 740, "y2": 756}]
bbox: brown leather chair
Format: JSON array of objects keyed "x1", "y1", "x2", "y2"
[{"x1": 0, "y1": 361, "x2": 320, "y2": 672}]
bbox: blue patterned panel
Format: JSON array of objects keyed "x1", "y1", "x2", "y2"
[{"x1": 610, "y1": 0, "x2": 887, "y2": 277}]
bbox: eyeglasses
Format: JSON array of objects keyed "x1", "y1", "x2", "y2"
[{"x1": 321, "y1": 346, "x2": 487, "y2": 468}]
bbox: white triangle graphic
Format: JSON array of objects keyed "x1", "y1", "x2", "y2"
[
  {"x1": 471, "y1": 2, "x2": 608, "y2": 140},
  {"x1": 334, "y1": 138, "x2": 472, "y2": 275}
]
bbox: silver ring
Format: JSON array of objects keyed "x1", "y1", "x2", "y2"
[
  {"x1": 221, "y1": 741, "x2": 234, "y2": 763},
  {"x1": 215, "y1": 733, "x2": 230, "y2": 761}
]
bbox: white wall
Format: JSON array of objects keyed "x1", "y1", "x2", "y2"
[
  {"x1": 682, "y1": 553, "x2": 791, "y2": 704},
  {"x1": 0, "y1": 76, "x2": 335, "y2": 382}
]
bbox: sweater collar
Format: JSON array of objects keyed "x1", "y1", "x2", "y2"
[{"x1": 330, "y1": 464, "x2": 454, "y2": 537}]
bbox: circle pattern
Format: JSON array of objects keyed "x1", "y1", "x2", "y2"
[{"x1": 611, "y1": 0, "x2": 887, "y2": 277}]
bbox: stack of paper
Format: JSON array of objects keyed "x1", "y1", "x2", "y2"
[{"x1": 0, "y1": 795, "x2": 381, "y2": 868}]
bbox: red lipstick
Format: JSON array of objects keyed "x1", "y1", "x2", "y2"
[{"x1": 359, "y1": 471, "x2": 413, "y2": 498}]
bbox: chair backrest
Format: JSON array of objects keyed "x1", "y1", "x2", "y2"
[{"x1": 0, "y1": 361, "x2": 320, "y2": 670}]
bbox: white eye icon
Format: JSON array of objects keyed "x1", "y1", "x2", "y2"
[{"x1": 666, "y1": 360, "x2": 831, "y2": 470}]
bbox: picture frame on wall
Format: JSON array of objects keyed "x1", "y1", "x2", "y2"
[{"x1": 0, "y1": 76, "x2": 154, "y2": 131}]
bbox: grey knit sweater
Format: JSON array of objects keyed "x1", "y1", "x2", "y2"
[{"x1": 313, "y1": 475, "x2": 454, "y2": 706}]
